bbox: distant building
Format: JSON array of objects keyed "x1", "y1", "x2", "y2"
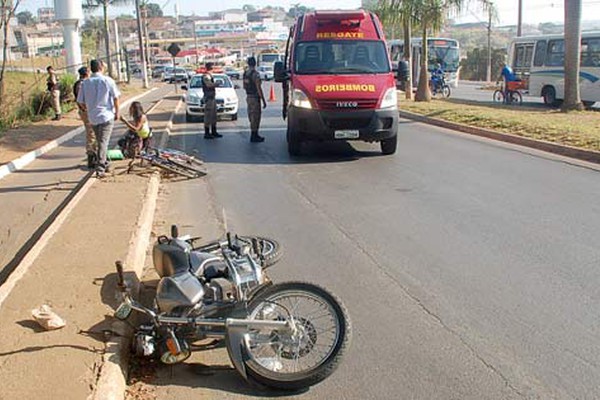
[{"x1": 38, "y1": 7, "x2": 55, "y2": 23}]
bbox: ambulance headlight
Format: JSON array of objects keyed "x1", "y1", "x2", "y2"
[
  {"x1": 380, "y1": 88, "x2": 398, "y2": 109},
  {"x1": 291, "y1": 89, "x2": 312, "y2": 109}
]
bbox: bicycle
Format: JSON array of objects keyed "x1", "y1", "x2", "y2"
[
  {"x1": 121, "y1": 130, "x2": 205, "y2": 179},
  {"x1": 138, "y1": 148, "x2": 205, "y2": 179},
  {"x1": 493, "y1": 81, "x2": 524, "y2": 106}
]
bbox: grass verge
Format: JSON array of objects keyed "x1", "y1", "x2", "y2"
[{"x1": 399, "y1": 97, "x2": 600, "y2": 152}]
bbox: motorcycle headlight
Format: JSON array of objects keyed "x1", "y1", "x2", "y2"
[
  {"x1": 291, "y1": 89, "x2": 312, "y2": 109},
  {"x1": 380, "y1": 88, "x2": 398, "y2": 109}
]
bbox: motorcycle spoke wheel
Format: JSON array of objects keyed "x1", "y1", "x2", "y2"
[{"x1": 242, "y1": 282, "x2": 350, "y2": 390}]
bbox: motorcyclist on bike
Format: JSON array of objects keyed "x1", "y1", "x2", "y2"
[{"x1": 431, "y1": 63, "x2": 444, "y2": 94}]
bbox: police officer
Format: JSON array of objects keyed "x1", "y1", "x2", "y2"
[
  {"x1": 243, "y1": 57, "x2": 267, "y2": 142},
  {"x1": 202, "y1": 62, "x2": 222, "y2": 139}
]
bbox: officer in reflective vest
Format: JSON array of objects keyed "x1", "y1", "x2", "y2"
[
  {"x1": 243, "y1": 57, "x2": 267, "y2": 142},
  {"x1": 202, "y1": 62, "x2": 222, "y2": 139}
]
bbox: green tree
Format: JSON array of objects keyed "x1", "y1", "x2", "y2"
[
  {"x1": 83, "y1": 0, "x2": 131, "y2": 78},
  {"x1": 459, "y1": 47, "x2": 505, "y2": 81},
  {"x1": 143, "y1": 2, "x2": 163, "y2": 17},
  {"x1": 16, "y1": 10, "x2": 34, "y2": 25},
  {"x1": 562, "y1": 0, "x2": 583, "y2": 111}
]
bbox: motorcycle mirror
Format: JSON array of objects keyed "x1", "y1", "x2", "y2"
[{"x1": 171, "y1": 224, "x2": 179, "y2": 238}]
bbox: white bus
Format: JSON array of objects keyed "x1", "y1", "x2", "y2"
[
  {"x1": 389, "y1": 38, "x2": 461, "y2": 88},
  {"x1": 509, "y1": 32, "x2": 600, "y2": 107}
]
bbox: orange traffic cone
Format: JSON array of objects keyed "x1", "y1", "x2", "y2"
[{"x1": 268, "y1": 84, "x2": 276, "y2": 102}]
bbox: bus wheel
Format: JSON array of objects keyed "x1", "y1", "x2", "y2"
[
  {"x1": 380, "y1": 135, "x2": 397, "y2": 155},
  {"x1": 287, "y1": 126, "x2": 302, "y2": 156},
  {"x1": 543, "y1": 86, "x2": 559, "y2": 107}
]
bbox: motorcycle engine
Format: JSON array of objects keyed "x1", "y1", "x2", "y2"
[{"x1": 204, "y1": 278, "x2": 236, "y2": 303}]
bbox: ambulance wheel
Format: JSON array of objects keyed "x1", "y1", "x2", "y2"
[
  {"x1": 287, "y1": 127, "x2": 301, "y2": 156},
  {"x1": 380, "y1": 135, "x2": 397, "y2": 155},
  {"x1": 185, "y1": 112, "x2": 195, "y2": 123},
  {"x1": 231, "y1": 113, "x2": 238, "y2": 121}
]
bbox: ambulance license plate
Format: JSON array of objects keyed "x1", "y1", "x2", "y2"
[{"x1": 334, "y1": 130, "x2": 360, "y2": 139}]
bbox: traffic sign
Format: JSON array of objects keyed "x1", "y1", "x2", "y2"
[{"x1": 167, "y1": 43, "x2": 181, "y2": 57}]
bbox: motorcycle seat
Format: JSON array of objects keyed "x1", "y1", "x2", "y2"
[{"x1": 153, "y1": 243, "x2": 191, "y2": 277}]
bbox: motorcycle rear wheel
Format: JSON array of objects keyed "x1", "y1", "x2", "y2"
[{"x1": 242, "y1": 281, "x2": 351, "y2": 391}]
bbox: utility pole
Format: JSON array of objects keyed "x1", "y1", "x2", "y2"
[
  {"x1": 142, "y1": 5, "x2": 151, "y2": 69},
  {"x1": 135, "y1": 0, "x2": 149, "y2": 88},
  {"x1": 487, "y1": 5, "x2": 493, "y2": 82},
  {"x1": 563, "y1": 0, "x2": 583, "y2": 110},
  {"x1": 193, "y1": 21, "x2": 199, "y2": 65},
  {"x1": 517, "y1": 0, "x2": 523, "y2": 37}
]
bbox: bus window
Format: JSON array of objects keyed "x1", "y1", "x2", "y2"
[
  {"x1": 546, "y1": 39, "x2": 565, "y2": 67},
  {"x1": 581, "y1": 37, "x2": 600, "y2": 67},
  {"x1": 533, "y1": 40, "x2": 547, "y2": 67}
]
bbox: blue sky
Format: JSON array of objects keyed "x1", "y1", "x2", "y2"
[{"x1": 20, "y1": 0, "x2": 600, "y2": 26}]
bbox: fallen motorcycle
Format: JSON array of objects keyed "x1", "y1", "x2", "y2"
[{"x1": 114, "y1": 225, "x2": 351, "y2": 390}]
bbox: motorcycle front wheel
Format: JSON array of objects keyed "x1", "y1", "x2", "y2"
[{"x1": 242, "y1": 282, "x2": 351, "y2": 390}]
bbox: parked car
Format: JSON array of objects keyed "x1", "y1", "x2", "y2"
[
  {"x1": 224, "y1": 66, "x2": 242, "y2": 79},
  {"x1": 183, "y1": 73, "x2": 239, "y2": 122},
  {"x1": 163, "y1": 67, "x2": 188, "y2": 83},
  {"x1": 152, "y1": 65, "x2": 170, "y2": 79},
  {"x1": 257, "y1": 65, "x2": 274, "y2": 81}
]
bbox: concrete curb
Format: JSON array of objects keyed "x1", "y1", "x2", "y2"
[
  {"x1": 398, "y1": 110, "x2": 600, "y2": 164},
  {"x1": 91, "y1": 173, "x2": 160, "y2": 400},
  {"x1": 0, "y1": 87, "x2": 158, "y2": 181},
  {"x1": 91, "y1": 96, "x2": 181, "y2": 400}
]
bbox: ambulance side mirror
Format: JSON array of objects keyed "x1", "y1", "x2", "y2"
[{"x1": 274, "y1": 61, "x2": 289, "y2": 83}]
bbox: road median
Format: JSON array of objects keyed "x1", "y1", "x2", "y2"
[{"x1": 399, "y1": 98, "x2": 600, "y2": 163}]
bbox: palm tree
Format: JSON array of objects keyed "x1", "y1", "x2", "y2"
[
  {"x1": 374, "y1": 0, "x2": 416, "y2": 99},
  {"x1": 83, "y1": 0, "x2": 131, "y2": 78},
  {"x1": 562, "y1": 0, "x2": 583, "y2": 111}
]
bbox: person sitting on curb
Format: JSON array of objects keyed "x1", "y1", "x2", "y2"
[{"x1": 120, "y1": 101, "x2": 151, "y2": 155}]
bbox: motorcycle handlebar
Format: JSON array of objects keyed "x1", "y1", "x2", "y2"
[{"x1": 171, "y1": 224, "x2": 179, "y2": 238}]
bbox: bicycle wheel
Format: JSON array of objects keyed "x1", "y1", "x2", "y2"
[
  {"x1": 510, "y1": 91, "x2": 523, "y2": 106},
  {"x1": 159, "y1": 147, "x2": 204, "y2": 167},
  {"x1": 168, "y1": 158, "x2": 206, "y2": 176},
  {"x1": 493, "y1": 90, "x2": 504, "y2": 103},
  {"x1": 151, "y1": 158, "x2": 200, "y2": 179}
]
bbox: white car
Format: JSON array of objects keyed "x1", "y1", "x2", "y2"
[
  {"x1": 184, "y1": 74, "x2": 239, "y2": 122},
  {"x1": 257, "y1": 65, "x2": 274, "y2": 81}
]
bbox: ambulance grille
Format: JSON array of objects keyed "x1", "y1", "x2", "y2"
[{"x1": 316, "y1": 99, "x2": 378, "y2": 110}]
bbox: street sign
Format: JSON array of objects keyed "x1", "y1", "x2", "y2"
[{"x1": 167, "y1": 43, "x2": 181, "y2": 57}]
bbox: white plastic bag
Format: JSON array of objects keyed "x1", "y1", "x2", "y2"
[{"x1": 31, "y1": 304, "x2": 66, "y2": 331}]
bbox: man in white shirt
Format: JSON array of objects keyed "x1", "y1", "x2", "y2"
[{"x1": 77, "y1": 59, "x2": 121, "y2": 178}]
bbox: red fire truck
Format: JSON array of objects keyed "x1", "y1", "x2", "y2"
[{"x1": 274, "y1": 9, "x2": 399, "y2": 156}]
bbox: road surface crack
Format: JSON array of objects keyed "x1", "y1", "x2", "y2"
[{"x1": 288, "y1": 178, "x2": 528, "y2": 399}]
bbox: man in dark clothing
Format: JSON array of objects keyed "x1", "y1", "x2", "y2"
[
  {"x1": 243, "y1": 57, "x2": 267, "y2": 142},
  {"x1": 73, "y1": 67, "x2": 97, "y2": 168},
  {"x1": 202, "y1": 62, "x2": 222, "y2": 139}
]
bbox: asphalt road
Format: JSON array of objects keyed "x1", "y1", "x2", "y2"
[{"x1": 147, "y1": 83, "x2": 600, "y2": 400}]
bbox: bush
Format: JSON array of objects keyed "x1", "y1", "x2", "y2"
[{"x1": 59, "y1": 73, "x2": 77, "y2": 103}]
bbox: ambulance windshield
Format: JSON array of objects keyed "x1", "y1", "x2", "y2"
[{"x1": 294, "y1": 40, "x2": 390, "y2": 74}]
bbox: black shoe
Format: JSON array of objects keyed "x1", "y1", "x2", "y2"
[
  {"x1": 250, "y1": 133, "x2": 265, "y2": 143},
  {"x1": 212, "y1": 132, "x2": 223, "y2": 138},
  {"x1": 204, "y1": 134, "x2": 215, "y2": 139},
  {"x1": 52, "y1": 115, "x2": 61, "y2": 121}
]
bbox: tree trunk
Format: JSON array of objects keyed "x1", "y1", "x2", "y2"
[
  {"x1": 415, "y1": 25, "x2": 431, "y2": 102},
  {"x1": 562, "y1": 0, "x2": 583, "y2": 111},
  {"x1": 403, "y1": 17, "x2": 413, "y2": 100},
  {"x1": 0, "y1": 9, "x2": 9, "y2": 106},
  {"x1": 103, "y1": 1, "x2": 114, "y2": 78}
]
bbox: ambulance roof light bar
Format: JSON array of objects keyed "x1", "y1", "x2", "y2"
[{"x1": 314, "y1": 9, "x2": 366, "y2": 22}]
